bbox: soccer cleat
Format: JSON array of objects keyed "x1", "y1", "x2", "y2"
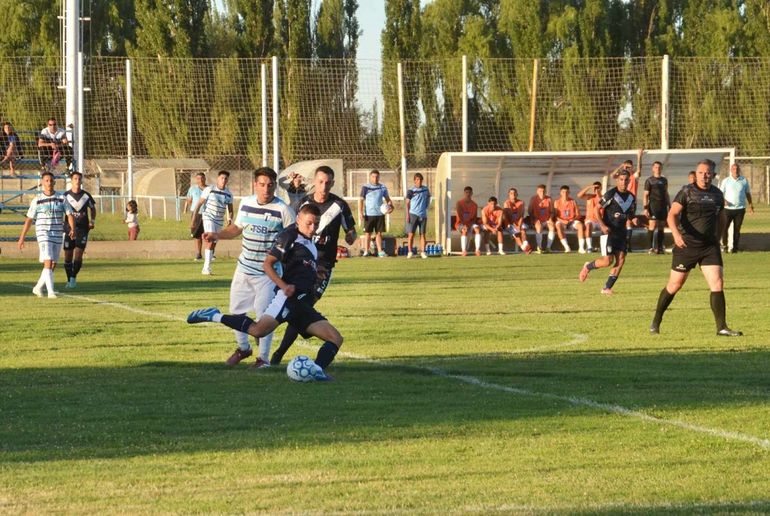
[
  {"x1": 542, "y1": 248, "x2": 551, "y2": 254},
  {"x1": 586, "y1": 247, "x2": 594, "y2": 253},
  {"x1": 649, "y1": 322, "x2": 660, "y2": 334},
  {"x1": 201, "y1": 268, "x2": 212, "y2": 275},
  {"x1": 187, "y1": 307, "x2": 221, "y2": 324},
  {"x1": 600, "y1": 288, "x2": 613, "y2": 296},
  {"x1": 486, "y1": 250, "x2": 492, "y2": 256},
  {"x1": 461, "y1": 250, "x2": 468, "y2": 257},
  {"x1": 578, "y1": 248, "x2": 586, "y2": 254},
  {"x1": 362, "y1": 251, "x2": 369, "y2": 257},
  {"x1": 579, "y1": 262, "x2": 591, "y2": 282},
  {"x1": 475, "y1": 250, "x2": 481, "y2": 256},
  {"x1": 407, "y1": 251, "x2": 413, "y2": 259},
  {"x1": 421, "y1": 252, "x2": 428, "y2": 259},
  {"x1": 47, "y1": 292, "x2": 58, "y2": 299},
  {"x1": 250, "y1": 357, "x2": 271, "y2": 370},
  {"x1": 377, "y1": 251, "x2": 386, "y2": 258},
  {"x1": 32, "y1": 286, "x2": 43, "y2": 298},
  {"x1": 716, "y1": 328, "x2": 743, "y2": 337},
  {"x1": 194, "y1": 254, "x2": 202, "y2": 261},
  {"x1": 68, "y1": 277, "x2": 77, "y2": 288},
  {"x1": 524, "y1": 246, "x2": 533, "y2": 255},
  {"x1": 498, "y1": 249, "x2": 505, "y2": 256},
  {"x1": 535, "y1": 247, "x2": 543, "y2": 255},
  {"x1": 225, "y1": 347, "x2": 253, "y2": 366},
  {"x1": 563, "y1": 247, "x2": 572, "y2": 253},
  {"x1": 648, "y1": 248, "x2": 656, "y2": 255},
  {"x1": 312, "y1": 369, "x2": 334, "y2": 382}
]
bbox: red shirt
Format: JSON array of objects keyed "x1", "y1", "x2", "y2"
[
  {"x1": 529, "y1": 195, "x2": 553, "y2": 223},
  {"x1": 554, "y1": 197, "x2": 580, "y2": 223}
]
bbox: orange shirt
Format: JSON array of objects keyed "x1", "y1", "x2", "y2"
[
  {"x1": 628, "y1": 174, "x2": 639, "y2": 197},
  {"x1": 503, "y1": 199, "x2": 525, "y2": 224},
  {"x1": 482, "y1": 204, "x2": 503, "y2": 228},
  {"x1": 554, "y1": 197, "x2": 580, "y2": 223},
  {"x1": 456, "y1": 198, "x2": 479, "y2": 227},
  {"x1": 529, "y1": 195, "x2": 553, "y2": 223},
  {"x1": 584, "y1": 195, "x2": 601, "y2": 222}
]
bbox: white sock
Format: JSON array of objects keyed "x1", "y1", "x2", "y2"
[
  {"x1": 234, "y1": 330, "x2": 251, "y2": 351},
  {"x1": 535, "y1": 232, "x2": 542, "y2": 248},
  {"x1": 35, "y1": 271, "x2": 46, "y2": 289},
  {"x1": 560, "y1": 238, "x2": 570, "y2": 251},
  {"x1": 212, "y1": 313, "x2": 223, "y2": 323},
  {"x1": 521, "y1": 241, "x2": 531, "y2": 251},
  {"x1": 474, "y1": 233, "x2": 481, "y2": 251},
  {"x1": 600, "y1": 234, "x2": 609, "y2": 256},
  {"x1": 547, "y1": 231, "x2": 555, "y2": 249},
  {"x1": 258, "y1": 332, "x2": 273, "y2": 362},
  {"x1": 578, "y1": 239, "x2": 585, "y2": 252},
  {"x1": 585, "y1": 237, "x2": 592, "y2": 249},
  {"x1": 461, "y1": 235, "x2": 468, "y2": 252},
  {"x1": 204, "y1": 249, "x2": 213, "y2": 268},
  {"x1": 43, "y1": 268, "x2": 55, "y2": 294}
]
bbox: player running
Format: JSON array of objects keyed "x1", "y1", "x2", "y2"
[
  {"x1": 188, "y1": 204, "x2": 343, "y2": 380},
  {"x1": 193, "y1": 170, "x2": 233, "y2": 275},
  {"x1": 578, "y1": 169, "x2": 638, "y2": 295},
  {"x1": 269, "y1": 166, "x2": 356, "y2": 366},
  {"x1": 62, "y1": 171, "x2": 96, "y2": 288}
]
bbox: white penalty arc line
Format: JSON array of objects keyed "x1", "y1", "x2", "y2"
[{"x1": 14, "y1": 284, "x2": 769, "y2": 451}]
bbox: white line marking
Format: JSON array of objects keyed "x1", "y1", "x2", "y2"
[{"x1": 13, "y1": 283, "x2": 768, "y2": 451}]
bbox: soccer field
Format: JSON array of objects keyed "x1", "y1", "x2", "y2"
[{"x1": 1, "y1": 253, "x2": 769, "y2": 513}]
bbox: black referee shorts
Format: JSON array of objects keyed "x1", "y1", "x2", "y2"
[
  {"x1": 648, "y1": 202, "x2": 669, "y2": 221},
  {"x1": 671, "y1": 243, "x2": 722, "y2": 272}
]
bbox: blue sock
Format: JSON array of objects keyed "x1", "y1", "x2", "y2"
[
  {"x1": 586, "y1": 261, "x2": 597, "y2": 271},
  {"x1": 315, "y1": 341, "x2": 339, "y2": 369},
  {"x1": 605, "y1": 275, "x2": 618, "y2": 290},
  {"x1": 220, "y1": 314, "x2": 255, "y2": 333}
]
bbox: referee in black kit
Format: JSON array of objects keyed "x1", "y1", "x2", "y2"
[{"x1": 650, "y1": 159, "x2": 742, "y2": 337}]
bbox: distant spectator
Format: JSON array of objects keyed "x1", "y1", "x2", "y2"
[
  {"x1": 553, "y1": 185, "x2": 586, "y2": 253},
  {"x1": 455, "y1": 186, "x2": 482, "y2": 256},
  {"x1": 279, "y1": 172, "x2": 309, "y2": 212},
  {"x1": 720, "y1": 163, "x2": 754, "y2": 253},
  {"x1": 38, "y1": 118, "x2": 73, "y2": 171},
  {"x1": 687, "y1": 171, "x2": 696, "y2": 185},
  {"x1": 125, "y1": 200, "x2": 139, "y2": 240},
  {"x1": 184, "y1": 172, "x2": 207, "y2": 261},
  {"x1": 577, "y1": 181, "x2": 603, "y2": 253},
  {"x1": 405, "y1": 172, "x2": 430, "y2": 259},
  {"x1": 359, "y1": 170, "x2": 392, "y2": 257},
  {"x1": 0, "y1": 122, "x2": 21, "y2": 175},
  {"x1": 481, "y1": 196, "x2": 506, "y2": 255},
  {"x1": 502, "y1": 187, "x2": 532, "y2": 254},
  {"x1": 528, "y1": 184, "x2": 555, "y2": 253}
]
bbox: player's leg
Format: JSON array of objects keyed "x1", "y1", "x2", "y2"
[
  {"x1": 701, "y1": 259, "x2": 741, "y2": 335},
  {"x1": 647, "y1": 217, "x2": 657, "y2": 253},
  {"x1": 71, "y1": 246, "x2": 85, "y2": 287},
  {"x1": 601, "y1": 251, "x2": 625, "y2": 294},
  {"x1": 305, "y1": 320, "x2": 343, "y2": 370},
  {"x1": 730, "y1": 209, "x2": 746, "y2": 252},
  {"x1": 556, "y1": 221, "x2": 571, "y2": 252},
  {"x1": 650, "y1": 268, "x2": 689, "y2": 334},
  {"x1": 459, "y1": 225, "x2": 469, "y2": 255},
  {"x1": 253, "y1": 274, "x2": 279, "y2": 367},
  {"x1": 63, "y1": 240, "x2": 75, "y2": 287},
  {"x1": 473, "y1": 224, "x2": 482, "y2": 255},
  {"x1": 202, "y1": 219, "x2": 219, "y2": 274},
  {"x1": 576, "y1": 221, "x2": 586, "y2": 253},
  {"x1": 496, "y1": 229, "x2": 505, "y2": 255},
  {"x1": 226, "y1": 271, "x2": 258, "y2": 364},
  {"x1": 546, "y1": 220, "x2": 555, "y2": 251},
  {"x1": 419, "y1": 224, "x2": 427, "y2": 258},
  {"x1": 579, "y1": 252, "x2": 612, "y2": 282},
  {"x1": 43, "y1": 259, "x2": 57, "y2": 298},
  {"x1": 584, "y1": 221, "x2": 594, "y2": 252},
  {"x1": 407, "y1": 230, "x2": 415, "y2": 258},
  {"x1": 517, "y1": 225, "x2": 532, "y2": 253}
]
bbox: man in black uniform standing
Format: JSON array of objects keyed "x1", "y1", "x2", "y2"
[
  {"x1": 63, "y1": 171, "x2": 96, "y2": 288},
  {"x1": 269, "y1": 165, "x2": 357, "y2": 365},
  {"x1": 650, "y1": 159, "x2": 742, "y2": 336},
  {"x1": 643, "y1": 161, "x2": 670, "y2": 254}
]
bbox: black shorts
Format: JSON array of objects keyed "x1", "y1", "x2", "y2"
[
  {"x1": 266, "y1": 291, "x2": 327, "y2": 339},
  {"x1": 406, "y1": 213, "x2": 427, "y2": 234},
  {"x1": 648, "y1": 203, "x2": 669, "y2": 221},
  {"x1": 671, "y1": 243, "x2": 722, "y2": 272},
  {"x1": 63, "y1": 228, "x2": 89, "y2": 250},
  {"x1": 605, "y1": 232, "x2": 627, "y2": 255},
  {"x1": 312, "y1": 267, "x2": 333, "y2": 303},
  {"x1": 364, "y1": 215, "x2": 385, "y2": 233},
  {"x1": 191, "y1": 213, "x2": 204, "y2": 238}
]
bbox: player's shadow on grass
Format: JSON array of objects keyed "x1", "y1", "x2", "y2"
[{"x1": 1, "y1": 349, "x2": 768, "y2": 463}]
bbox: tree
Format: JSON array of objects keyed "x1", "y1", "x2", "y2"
[{"x1": 227, "y1": 0, "x2": 274, "y2": 58}]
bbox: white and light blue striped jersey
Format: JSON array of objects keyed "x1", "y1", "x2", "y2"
[
  {"x1": 234, "y1": 196, "x2": 295, "y2": 276},
  {"x1": 360, "y1": 183, "x2": 389, "y2": 216},
  {"x1": 200, "y1": 186, "x2": 233, "y2": 224},
  {"x1": 26, "y1": 192, "x2": 73, "y2": 245}
]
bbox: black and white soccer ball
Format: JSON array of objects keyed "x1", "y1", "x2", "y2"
[{"x1": 287, "y1": 355, "x2": 322, "y2": 383}]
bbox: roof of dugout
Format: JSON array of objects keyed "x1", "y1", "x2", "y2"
[{"x1": 433, "y1": 148, "x2": 735, "y2": 253}]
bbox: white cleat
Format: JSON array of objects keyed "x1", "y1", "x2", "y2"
[
  {"x1": 48, "y1": 292, "x2": 58, "y2": 299},
  {"x1": 201, "y1": 268, "x2": 212, "y2": 276},
  {"x1": 420, "y1": 252, "x2": 428, "y2": 259},
  {"x1": 32, "y1": 286, "x2": 43, "y2": 297}
]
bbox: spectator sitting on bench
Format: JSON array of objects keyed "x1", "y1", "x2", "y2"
[
  {"x1": 1, "y1": 122, "x2": 21, "y2": 175},
  {"x1": 38, "y1": 118, "x2": 73, "y2": 171}
]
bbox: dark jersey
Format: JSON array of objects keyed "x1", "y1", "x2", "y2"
[
  {"x1": 63, "y1": 189, "x2": 95, "y2": 231},
  {"x1": 599, "y1": 188, "x2": 636, "y2": 233},
  {"x1": 673, "y1": 184, "x2": 724, "y2": 246},
  {"x1": 298, "y1": 193, "x2": 355, "y2": 268},
  {"x1": 267, "y1": 224, "x2": 318, "y2": 295},
  {"x1": 644, "y1": 176, "x2": 669, "y2": 206}
]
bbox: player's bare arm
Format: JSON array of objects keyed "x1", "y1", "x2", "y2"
[
  {"x1": 17, "y1": 218, "x2": 33, "y2": 249},
  {"x1": 667, "y1": 202, "x2": 685, "y2": 248},
  {"x1": 263, "y1": 254, "x2": 295, "y2": 298},
  {"x1": 204, "y1": 222, "x2": 242, "y2": 243}
]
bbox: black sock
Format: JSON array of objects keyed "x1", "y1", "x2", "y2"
[
  {"x1": 648, "y1": 230, "x2": 655, "y2": 249},
  {"x1": 64, "y1": 262, "x2": 73, "y2": 281},
  {"x1": 657, "y1": 228, "x2": 665, "y2": 250},
  {"x1": 710, "y1": 291, "x2": 727, "y2": 331},
  {"x1": 315, "y1": 341, "x2": 339, "y2": 369},
  {"x1": 604, "y1": 275, "x2": 618, "y2": 290},
  {"x1": 73, "y1": 260, "x2": 82, "y2": 278},
  {"x1": 653, "y1": 288, "x2": 676, "y2": 325},
  {"x1": 626, "y1": 228, "x2": 633, "y2": 245},
  {"x1": 220, "y1": 314, "x2": 255, "y2": 334},
  {"x1": 271, "y1": 325, "x2": 300, "y2": 364}
]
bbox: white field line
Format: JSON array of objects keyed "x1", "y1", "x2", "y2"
[{"x1": 12, "y1": 284, "x2": 770, "y2": 451}]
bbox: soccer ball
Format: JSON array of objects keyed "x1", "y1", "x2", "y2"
[
  {"x1": 287, "y1": 355, "x2": 322, "y2": 383},
  {"x1": 379, "y1": 203, "x2": 393, "y2": 215}
]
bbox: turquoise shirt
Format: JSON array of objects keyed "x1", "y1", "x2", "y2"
[{"x1": 720, "y1": 175, "x2": 751, "y2": 210}]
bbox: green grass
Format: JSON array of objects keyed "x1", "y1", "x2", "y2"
[{"x1": 1, "y1": 253, "x2": 769, "y2": 513}]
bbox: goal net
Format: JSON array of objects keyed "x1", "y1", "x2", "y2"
[{"x1": 434, "y1": 148, "x2": 735, "y2": 254}]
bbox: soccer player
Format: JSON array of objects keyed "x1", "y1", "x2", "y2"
[
  {"x1": 193, "y1": 170, "x2": 233, "y2": 275},
  {"x1": 188, "y1": 204, "x2": 342, "y2": 380},
  {"x1": 455, "y1": 186, "x2": 482, "y2": 256},
  {"x1": 270, "y1": 165, "x2": 356, "y2": 365},
  {"x1": 577, "y1": 181, "x2": 603, "y2": 253},
  {"x1": 502, "y1": 187, "x2": 532, "y2": 254},
  {"x1": 204, "y1": 167, "x2": 295, "y2": 368},
  {"x1": 359, "y1": 170, "x2": 393, "y2": 257},
  {"x1": 650, "y1": 160, "x2": 742, "y2": 337},
  {"x1": 405, "y1": 172, "x2": 430, "y2": 259},
  {"x1": 481, "y1": 196, "x2": 506, "y2": 255},
  {"x1": 528, "y1": 184, "x2": 555, "y2": 253},
  {"x1": 643, "y1": 161, "x2": 671, "y2": 254},
  {"x1": 612, "y1": 154, "x2": 642, "y2": 250},
  {"x1": 578, "y1": 170, "x2": 637, "y2": 295},
  {"x1": 62, "y1": 171, "x2": 96, "y2": 288},
  {"x1": 184, "y1": 172, "x2": 207, "y2": 261},
  {"x1": 17, "y1": 171, "x2": 75, "y2": 298},
  {"x1": 720, "y1": 163, "x2": 754, "y2": 253},
  {"x1": 553, "y1": 185, "x2": 586, "y2": 253}
]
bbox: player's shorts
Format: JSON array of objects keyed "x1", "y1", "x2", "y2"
[
  {"x1": 313, "y1": 266, "x2": 333, "y2": 303},
  {"x1": 364, "y1": 215, "x2": 385, "y2": 233},
  {"x1": 38, "y1": 240, "x2": 62, "y2": 262},
  {"x1": 455, "y1": 222, "x2": 480, "y2": 232},
  {"x1": 671, "y1": 243, "x2": 722, "y2": 272},
  {"x1": 191, "y1": 213, "x2": 204, "y2": 238},
  {"x1": 605, "y1": 232, "x2": 628, "y2": 255},
  {"x1": 203, "y1": 218, "x2": 224, "y2": 234},
  {"x1": 584, "y1": 218, "x2": 601, "y2": 226},
  {"x1": 556, "y1": 220, "x2": 580, "y2": 230},
  {"x1": 63, "y1": 228, "x2": 89, "y2": 251},
  {"x1": 264, "y1": 290, "x2": 327, "y2": 338},
  {"x1": 406, "y1": 213, "x2": 427, "y2": 234},
  {"x1": 648, "y1": 203, "x2": 669, "y2": 221},
  {"x1": 229, "y1": 269, "x2": 276, "y2": 317}
]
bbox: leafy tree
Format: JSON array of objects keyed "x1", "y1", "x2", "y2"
[{"x1": 227, "y1": 0, "x2": 274, "y2": 57}]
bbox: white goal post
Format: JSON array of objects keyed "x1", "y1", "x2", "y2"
[{"x1": 434, "y1": 148, "x2": 735, "y2": 254}]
